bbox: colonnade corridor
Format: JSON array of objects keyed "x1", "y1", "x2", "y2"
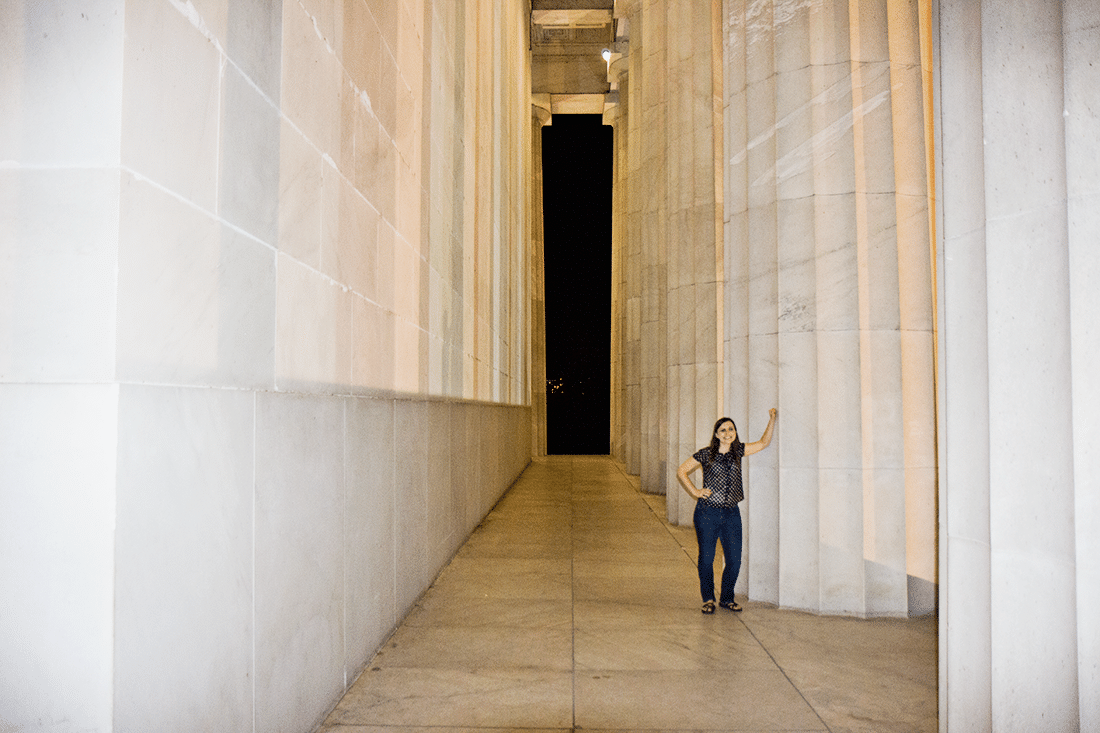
[{"x1": 321, "y1": 456, "x2": 936, "y2": 732}]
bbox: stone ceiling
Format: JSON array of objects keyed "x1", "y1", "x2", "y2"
[{"x1": 531, "y1": 0, "x2": 625, "y2": 115}]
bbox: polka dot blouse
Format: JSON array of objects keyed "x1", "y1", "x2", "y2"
[{"x1": 693, "y1": 443, "x2": 745, "y2": 508}]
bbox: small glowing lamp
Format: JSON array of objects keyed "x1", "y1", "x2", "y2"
[{"x1": 601, "y1": 48, "x2": 611, "y2": 62}]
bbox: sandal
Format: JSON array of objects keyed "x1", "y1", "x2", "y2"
[
  {"x1": 701, "y1": 600, "x2": 716, "y2": 614},
  {"x1": 719, "y1": 600, "x2": 742, "y2": 612}
]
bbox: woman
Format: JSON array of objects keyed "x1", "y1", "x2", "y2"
[{"x1": 676, "y1": 409, "x2": 777, "y2": 614}]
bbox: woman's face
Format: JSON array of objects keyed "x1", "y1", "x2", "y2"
[{"x1": 716, "y1": 420, "x2": 737, "y2": 445}]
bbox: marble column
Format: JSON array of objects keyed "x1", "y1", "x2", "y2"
[
  {"x1": 622, "y1": 3, "x2": 644, "y2": 477},
  {"x1": 937, "y1": 0, "x2": 1097, "y2": 728},
  {"x1": 934, "y1": 0, "x2": 991, "y2": 725},
  {"x1": 609, "y1": 96, "x2": 623, "y2": 460},
  {"x1": 663, "y1": 0, "x2": 725, "y2": 526},
  {"x1": 728, "y1": 0, "x2": 782, "y2": 603},
  {"x1": 531, "y1": 95, "x2": 552, "y2": 457},
  {"x1": 636, "y1": 0, "x2": 670, "y2": 495},
  {"x1": 1066, "y1": 5, "x2": 1100, "y2": 727},
  {"x1": 608, "y1": 55, "x2": 631, "y2": 465},
  {"x1": 888, "y1": 0, "x2": 938, "y2": 621},
  {"x1": 723, "y1": 0, "x2": 936, "y2": 616},
  {"x1": 615, "y1": 0, "x2": 725, "y2": 510}
]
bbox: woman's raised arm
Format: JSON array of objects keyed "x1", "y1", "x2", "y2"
[{"x1": 744, "y1": 408, "x2": 778, "y2": 456}]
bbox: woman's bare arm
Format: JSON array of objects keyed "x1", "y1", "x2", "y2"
[
  {"x1": 676, "y1": 457, "x2": 710, "y2": 499},
  {"x1": 744, "y1": 408, "x2": 778, "y2": 456}
]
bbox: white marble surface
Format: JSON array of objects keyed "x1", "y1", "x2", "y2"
[
  {"x1": 1066, "y1": 4, "x2": 1100, "y2": 728},
  {"x1": 0, "y1": 384, "x2": 118, "y2": 732},
  {"x1": 745, "y1": 460, "x2": 780, "y2": 603},
  {"x1": 0, "y1": 2, "x2": 124, "y2": 166},
  {"x1": 865, "y1": 329, "x2": 904, "y2": 466},
  {"x1": 255, "y1": 393, "x2": 346, "y2": 733},
  {"x1": 113, "y1": 385, "x2": 254, "y2": 732},
  {"x1": 116, "y1": 174, "x2": 277, "y2": 388},
  {"x1": 344, "y1": 397, "x2": 397, "y2": 675},
  {"x1": 321, "y1": 165, "x2": 378, "y2": 299},
  {"x1": 817, "y1": 467, "x2": 864, "y2": 615},
  {"x1": 393, "y1": 399, "x2": 432, "y2": 612},
  {"x1": 778, "y1": 467, "x2": 821, "y2": 611},
  {"x1": 0, "y1": 169, "x2": 118, "y2": 382},
  {"x1": 811, "y1": 205, "x2": 857, "y2": 327},
  {"x1": 425, "y1": 400, "x2": 456, "y2": 573},
  {"x1": 933, "y1": 0, "x2": 1097, "y2": 727},
  {"x1": 723, "y1": 210, "x2": 750, "y2": 332},
  {"x1": 747, "y1": 203, "x2": 780, "y2": 335},
  {"x1": 275, "y1": 252, "x2": 354, "y2": 388},
  {"x1": 776, "y1": 198, "x2": 817, "y2": 334},
  {"x1": 937, "y1": 88, "x2": 994, "y2": 726},
  {"x1": 277, "y1": 118, "x2": 324, "y2": 268},
  {"x1": 448, "y1": 402, "x2": 473, "y2": 536},
  {"x1": 352, "y1": 295, "x2": 396, "y2": 389},
  {"x1": 6, "y1": 1, "x2": 535, "y2": 732},
  {"x1": 119, "y1": 0, "x2": 525, "y2": 403},
  {"x1": 776, "y1": 330, "x2": 818, "y2": 468},
  {"x1": 219, "y1": 61, "x2": 281, "y2": 246},
  {"x1": 985, "y1": 213, "x2": 1077, "y2": 726},
  {"x1": 745, "y1": 330, "x2": 779, "y2": 602},
  {"x1": 121, "y1": 0, "x2": 220, "y2": 209},
  {"x1": 280, "y1": 0, "x2": 342, "y2": 171}
]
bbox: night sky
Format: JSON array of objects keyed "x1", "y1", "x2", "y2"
[{"x1": 541, "y1": 115, "x2": 613, "y2": 455}]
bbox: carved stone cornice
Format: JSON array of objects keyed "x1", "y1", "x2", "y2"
[{"x1": 531, "y1": 93, "x2": 553, "y2": 126}]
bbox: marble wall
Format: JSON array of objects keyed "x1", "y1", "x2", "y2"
[
  {"x1": 936, "y1": 0, "x2": 1099, "y2": 728},
  {"x1": 0, "y1": 0, "x2": 534, "y2": 731}
]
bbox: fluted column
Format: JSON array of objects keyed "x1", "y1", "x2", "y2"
[
  {"x1": 723, "y1": 0, "x2": 936, "y2": 615},
  {"x1": 664, "y1": 0, "x2": 725, "y2": 525},
  {"x1": 935, "y1": 0, "x2": 991, "y2": 725},
  {"x1": 608, "y1": 57, "x2": 628, "y2": 464},
  {"x1": 608, "y1": 96, "x2": 623, "y2": 460},
  {"x1": 636, "y1": 0, "x2": 669, "y2": 494},
  {"x1": 530, "y1": 95, "x2": 552, "y2": 457},
  {"x1": 622, "y1": 4, "x2": 643, "y2": 476},
  {"x1": 1066, "y1": 6, "x2": 1100, "y2": 727},
  {"x1": 727, "y1": 0, "x2": 781, "y2": 603},
  {"x1": 774, "y1": 0, "x2": 819, "y2": 613},
  {"x1": 888, "y1": 0, "x2": 937, "y2": 620},
  {"x1": 937, "y1": 0, "x2": 1097, "y2": 728}
]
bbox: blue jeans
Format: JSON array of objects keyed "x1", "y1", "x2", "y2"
[{"x1": 693, "y1": 502, "x2": 742, "y2": 603}]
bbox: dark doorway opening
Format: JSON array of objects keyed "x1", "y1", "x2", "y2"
[{"x1": 542, "y1": 114, "x2": 613, "y2": 455}]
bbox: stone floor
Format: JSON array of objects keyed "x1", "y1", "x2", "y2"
[{"x1": 320, "y1": 455, "x2": 938, "y2": 733}]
